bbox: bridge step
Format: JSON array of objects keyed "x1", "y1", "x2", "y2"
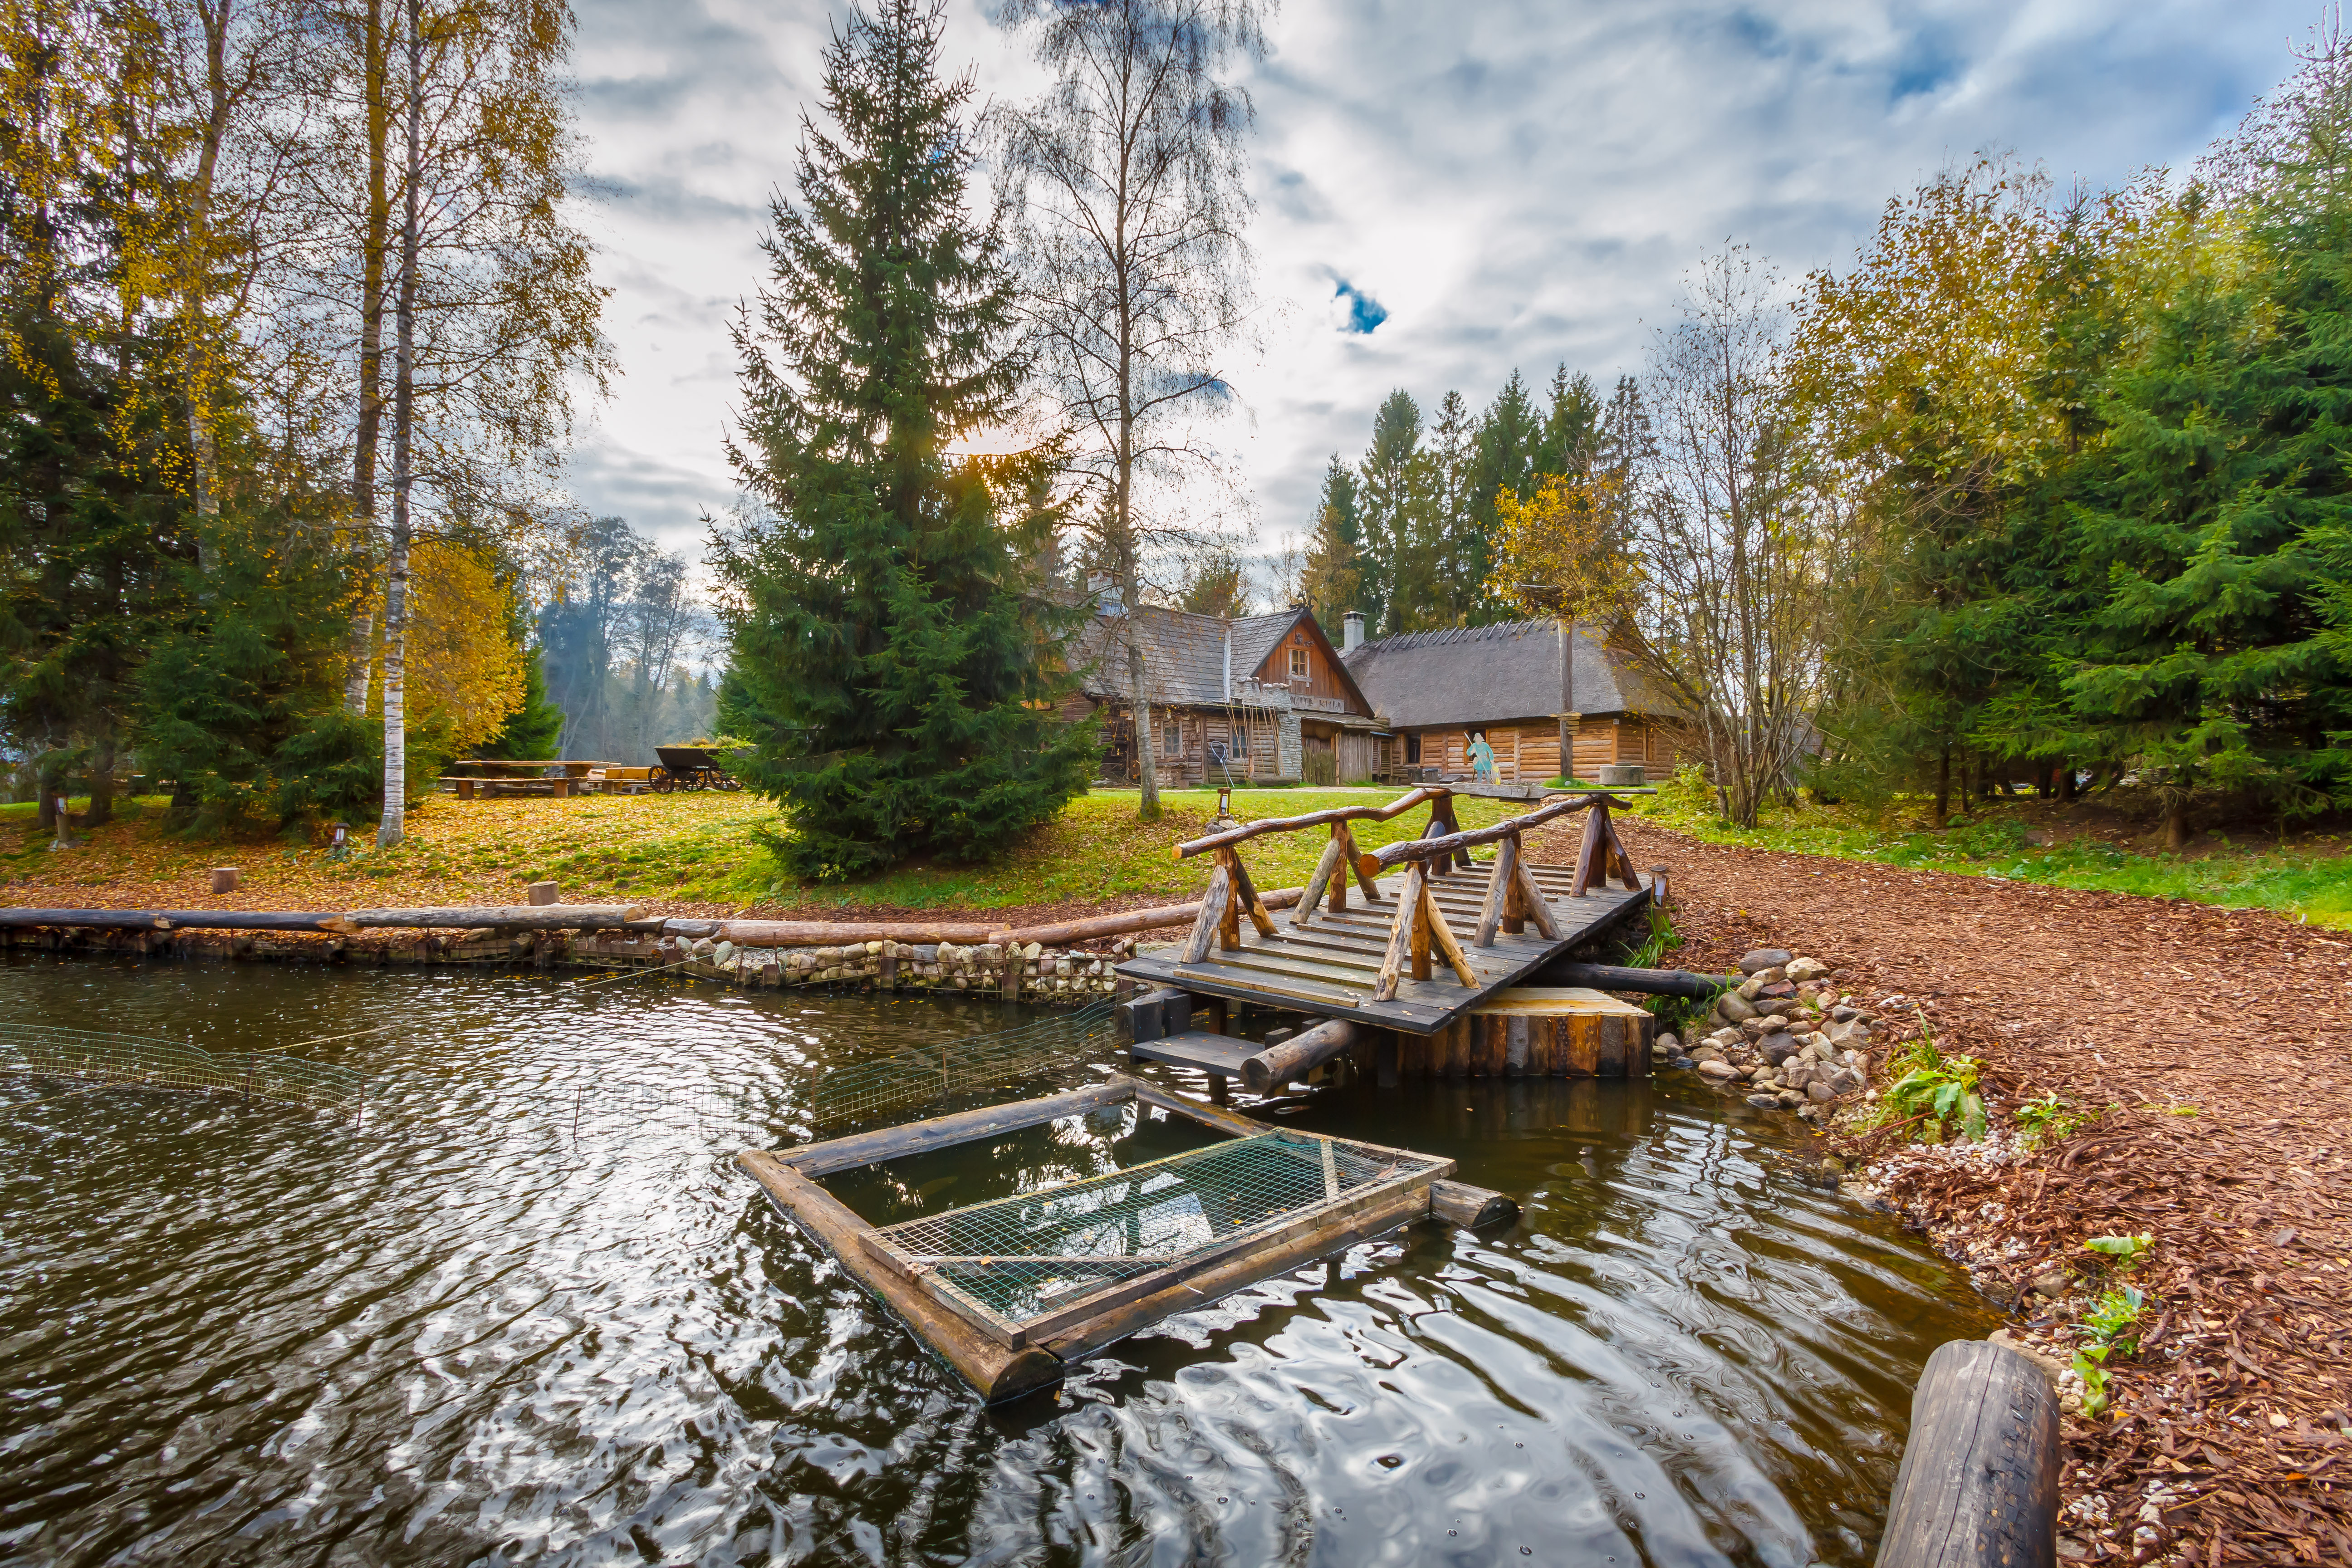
[{"x1": 1128, "y1": 1030, "x2": 1259, "y2": 1077}]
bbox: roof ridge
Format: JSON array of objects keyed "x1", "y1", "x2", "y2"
[{"x1": 1348, "y1": 618, "x2": 1553, "y2": 656}]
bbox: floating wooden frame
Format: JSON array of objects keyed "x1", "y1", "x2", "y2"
[{"x1": 739, "y1": 1075, "x2": 1515, "y2": 1402}]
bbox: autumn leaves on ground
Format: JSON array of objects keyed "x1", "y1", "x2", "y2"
[{"x1": 0, "y1": 787, "x2": 1527, "y2": 921}]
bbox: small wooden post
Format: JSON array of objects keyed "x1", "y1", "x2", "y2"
[
  {"x1": 1569, "y1": 805, "x2": 1605, "y2": 899},
  {"x1": 1339, "y1": 822, "x2": 1380, "y2": 902},
  {"x1": 208, "y1": 867, "x2": 240, "y2": 896},
  {"x1": 1409, "y1": 875, "x2": 1432, "y2": 982},
  {"x1": 1419, "y1": 879, "x2": 1479, "y2": 987},
  {"x1": 879, "y1": 943, "x2": 897, "y2": 990},
  {"x1": 527, "y1": 881, "x2": 560, "y2": 907},
  {"x1": 1473, "y1": 834, "x2": 1518, "y2": 946},
  {"x1": 1374, "y1": 861, "x2": 1428, "y2": 1002},
  {"x1": 1220, "y1": 848, "x2": 1277, "y2": 939},
  {"x1": 1326, "y1": 824, "x2": 1348, "y2": 912},
  {"x1": 1182, "y1": 864, "x2": 1231, "y2": 964}
]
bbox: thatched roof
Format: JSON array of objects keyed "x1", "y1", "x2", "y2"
[
  {"x1": 1342, "y1": 620, "x2": 1659, "y2": 728},
  {"x1": 1065, "y1": 604, "x2": 1374, "y2": 714}
]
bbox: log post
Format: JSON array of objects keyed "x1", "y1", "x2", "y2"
[
  {"x1": 1514, "y1": 860, "x2": 1560, "y2": 939},
  {"x1": 1877, "y1": 1340, "x2": 2060, "y2": 1568},
  {"x1": 1473, "y1": 833, "x2": 1519, "y2": 947},
  {"x1": 1241, "y1": 1019, "x2": 1360, "y2": 1093},
  {"x1": 1182, "y1": 864, "x2": 1231, "y2": 964},
  {"x1": 208, "y1": 867, "x2": 240, "y2": 895},
  {"x1": 1336, "y1": 823, "x2": 1379, "y2": 903},
  {"x1": 1375, "y1": 862, "x2": 1428, "y2": 1002},
  {"x1": 1429, "y1": 1180, "x2": 1518, "y2": 1229},
  {"x1": 1569, "y1": 806, "x2": 1605, "y2": 899},
  {"x1": 1221, "y1": 848, "x2": 1277, "y2": 939},
  {"x1": 1409, "y1": 875, "x2": 1432, "y2": 982},
  {"x1": 1293, "y1": 830, "x2": 1346, "y2": 929},
  {"x1": 527, "y1": 880, "x2": 559, "y2": 906},
  {"x1": 1419, "y1": 880, "x2": 1479, "y2": 987}
]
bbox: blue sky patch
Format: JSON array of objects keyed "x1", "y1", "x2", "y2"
[{"x1": 1333, "y1": 278, "x2": 1388, "y2": 334}]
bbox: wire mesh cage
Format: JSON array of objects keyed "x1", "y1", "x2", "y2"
[
  {"x1": 0, "y1": 1022, "x2": 366, "y2": 1118},
  {"x1": 799, "y1": 999, "x2": 1123, "y2": 1131},
  {"x1": 869, "y1": 1130, "x2": 1447, "y2": 1332}
]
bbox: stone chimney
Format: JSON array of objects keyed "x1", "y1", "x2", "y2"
[{"x1": 1342, "y1": 610, "x2": 1365, "y2": 652}]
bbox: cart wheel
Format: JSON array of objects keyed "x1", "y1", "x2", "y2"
[
  {"x1": 720, "y1": 776, "x2": 741, "y2": 792},
  {"x1": 650, "y1": 768, "x2": 673, "y2": 793},
  {"x1": 687, "y1": 774, "x2": 707, "y2": 791}
]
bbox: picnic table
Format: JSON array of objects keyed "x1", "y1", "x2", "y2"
[{"x1": 438, "y1": 760, "x2": 652, "y2": 800}]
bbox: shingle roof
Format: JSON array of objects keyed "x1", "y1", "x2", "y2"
[{"x1": 1341, "y1": 619, "x2": 1651, "y2": 728}]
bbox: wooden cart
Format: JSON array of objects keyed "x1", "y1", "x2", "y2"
[{"x1": 649, "y1": 746, "x2": 742, "y2": 793}]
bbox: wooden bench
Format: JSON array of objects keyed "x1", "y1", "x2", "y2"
[{"x1": 438, "y1": 776, "x2": 575, "y2": 799}]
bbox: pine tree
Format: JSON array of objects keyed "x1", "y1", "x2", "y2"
[
  {"x1": 1357, "y1": 389, "x2": 1424, "y2": 633},
  {"x1": 715, "y1": 0, "x2": 1094, "y2": 882}
]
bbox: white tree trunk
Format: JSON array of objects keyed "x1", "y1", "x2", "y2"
[{"x1": 378, "y1": 0, "x2": 422, "y2": 848}]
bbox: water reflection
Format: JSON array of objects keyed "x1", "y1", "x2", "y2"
[{"x1": 0, "y1": 953, "x2": 1994, "y2": 1566}]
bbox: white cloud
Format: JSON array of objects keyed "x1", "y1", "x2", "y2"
[{"x1": 561, "y1": 0, "x2": 2315, "y2": 563}]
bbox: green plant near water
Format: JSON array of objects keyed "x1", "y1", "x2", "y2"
[
  {"x1": 2014, "y1": 1091, "x2": 2104, "y2": 1146},
  {"x1": 1877, "y1": 1035, "x2": 1988, "y2": 1143},
  {"x1": 2084, "y1": 1233, "x2": 2155, "y2": 1269},
  {"x1": 2071, "y1": 1284, "x2": 2148, "y2": 1418}
]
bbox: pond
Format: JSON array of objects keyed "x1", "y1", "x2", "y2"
[{"x1": 0, "y1": 954, "x2": 1997, "y2": 1567}]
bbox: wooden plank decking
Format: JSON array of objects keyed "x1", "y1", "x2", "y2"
[{"x1": 1116, "y1": 861, "x2": 1651, "y2": 1035}]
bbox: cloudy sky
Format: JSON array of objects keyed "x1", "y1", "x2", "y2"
[{"x1": 564, "y1": 0, "x2": 2320, "y2": 570}]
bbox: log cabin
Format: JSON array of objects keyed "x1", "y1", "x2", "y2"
[
  {"x1": 1339, "y1": 616, "x2": 1681, "y2": 784},
  {"x1": 1062, "y1": 603, "x2": 1386, "y2": 788}
]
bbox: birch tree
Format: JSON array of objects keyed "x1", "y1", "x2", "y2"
[
  {"x1": 991, "y1": 0, "x2": 1266, "y2": 819},
  {"x1": 1623, "y1": 251, "x2": 1833, "y2": 826}
]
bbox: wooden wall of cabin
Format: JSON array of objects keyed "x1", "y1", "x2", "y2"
[
  {"x1": 1256, "y1": 622, "x2": 1354, "y2": 705},
  {"x1": 1399, "y1": 719, "x2": 1673, "y2": 781}
]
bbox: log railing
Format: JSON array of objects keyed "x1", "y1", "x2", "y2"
[{"x1": 1171, "y1": 783, "x2": 1652, "y2": 1003}]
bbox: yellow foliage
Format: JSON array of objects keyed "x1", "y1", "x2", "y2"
[
  {"x1": 1486, "y1": 470, "x2": 1643, "y2": 624},
  {"x1": 369, "y1": 542, "x2": 528, "y2": 757}
]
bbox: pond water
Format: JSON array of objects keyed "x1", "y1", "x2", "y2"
[{"x1": 0, "y1": 954, "x2": 1997, "y2": 1568}]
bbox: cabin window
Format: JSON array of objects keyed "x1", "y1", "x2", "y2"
[
  {"x1": 1289, "y1": 647, "x2": 1309, "y2": 679},
  {"x1": 1164, "y1": 722, "x2": 1183, "y2": 756},
  {"x1": 1404, "y1": 734, "x2": 1422, "y2": 764}
]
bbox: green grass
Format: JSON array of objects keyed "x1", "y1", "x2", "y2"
[{"x1": 1631, "y1": 771, "x2": 2352, "y2": 928}]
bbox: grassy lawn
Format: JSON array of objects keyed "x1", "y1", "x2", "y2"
[
  {"x1": 1630, "y1": 772, "x2": 2352, "y2": 929},
  {"x1": 0, "y1": 785, "x2": 1516, "y2": 915}
]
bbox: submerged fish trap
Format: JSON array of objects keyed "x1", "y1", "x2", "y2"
[{"x1": 740, "y1": 1075, "x2": 1515, "y2": 1401}]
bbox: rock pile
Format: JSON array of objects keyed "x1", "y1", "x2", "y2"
[
  {"x1": 656, "y1": 933, "x2": 1128, "y2": 1000},
  {"x1": 1652, "y1": 946, "x2": 1882, "y2": 1122}
]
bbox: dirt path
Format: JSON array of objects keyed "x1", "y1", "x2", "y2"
[{"x1": 1578, "y1": 818, "x2": 2352, "y2": 1562}]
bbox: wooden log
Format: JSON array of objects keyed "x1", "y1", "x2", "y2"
[
  {"x1": 738, "y1": 1151, "x2": 1064, "y2": 1403},
  {"x1": 1474, "y1": 833, "x2": 1519, "y2": 946},
  {"x1": 1339, "y1": 822, "x2": 1381, "y2": 901},
  {"x1": 0, "y1": 908, "x2": 341, "y2": 932},
  {"x1": 1877, "y1": 1340, "x2": 2061, "y2": 1568},
  {"x1": 328, "y1": 903, "x2": 646, "y2": 932},
  {"x1": 1221, "y1": 848, "x2": 1278, "y2": 938},
  {"x1": 1171, "y1": 787, "x2": 1446, "y2": 859},
  {"x1": 1564, "y1": 1015, "x2": 1600, "y2": 1076},
  {"x1": 1430, "y1": 1180, "x2": 1518, "y2": 1229},
  {"x1": 1183, "y1": 864, "x2": 1232, "y2": 964},
  {"x1": 1374, "y1": 861, "x2": 1426, "y2": 1002},
  {"x1": 1131, "y1": 1078, "x2": 1262, "y2": 1138},
  {"x1": 1241, "y1": 1019, "x2": 1361, "y2": 1093},
  {"x1": 1419, "y1": 880, "x2": 1479, "y2": 988},
  {"x1": 1409, "y1": 874, "x2": 1432, "y2": 983},
  {"x1": 1353, "y1": 793, "x2": 1613, "y2": 876},
  {"x1": 1514, "y1": 860, "x2": 1561, "y2": 940},
  {"x1": 208, "y1": 867, "x2": 239, "y2": 895},
  {"x1": 1534, "y1": 961, "x2": 1737, "y2": 999},
  {"x1": 526, "y1": 880, "x2": 559, "y2": 906},
  {"x1": 776, "y1": 1082, "x2": 1133, "y2": 1176},
  {"x1": 1568, "y1": 806, "x2": 1606, "y2": 898},
  {"x1": 1292, "y1": 832, "x2": 1346, "y2": 928}
]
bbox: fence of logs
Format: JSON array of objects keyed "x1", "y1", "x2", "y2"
[{"x1": 1169, "y1": 784, "x2": 1648, "y2": 1003}]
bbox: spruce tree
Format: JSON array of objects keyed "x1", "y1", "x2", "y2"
[
  {"x1": 715, "y1": 0, "x2": 1094, "y2": 882},
  {"x1": 1301, "y1": 455, "x2": 1363, "y2": 627}
]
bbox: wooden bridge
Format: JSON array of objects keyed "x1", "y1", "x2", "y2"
[{"x1": 1115, "y1": 784, "x2": 1655, "y2": 1040}]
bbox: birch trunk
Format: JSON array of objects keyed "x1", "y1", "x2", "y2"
[
  {"x1": 377, "y1": 0, "x2": 421, "y2": 848},
  {"x1": 1131, "y1": 640, "x2": 1160, "y2": 821}
]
